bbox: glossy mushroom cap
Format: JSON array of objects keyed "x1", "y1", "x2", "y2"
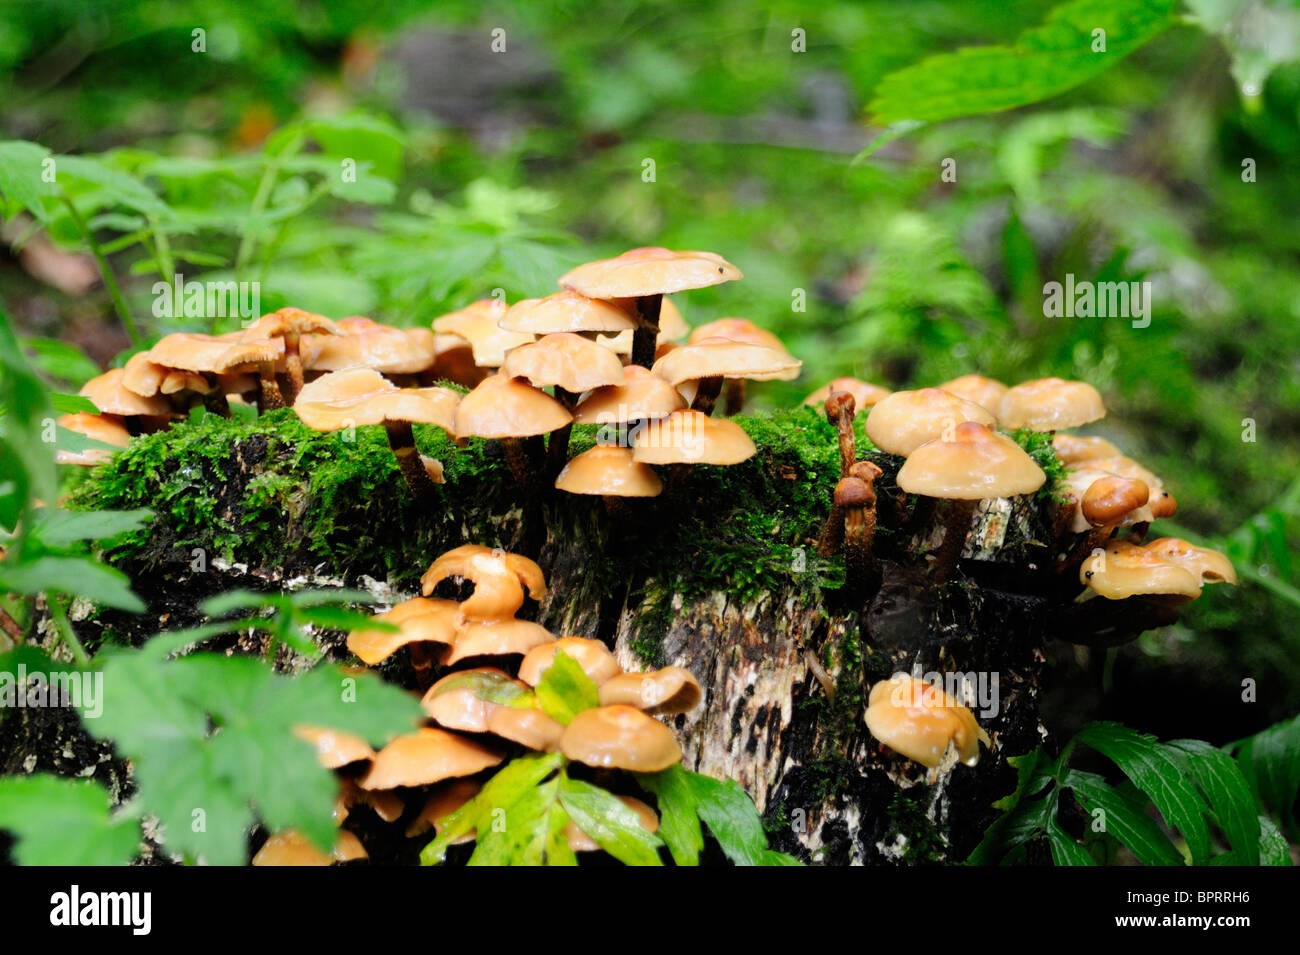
[
  {"x1": 1051, "y1": 433, "x2": 1121, "y2": 465},
  {"x1": 802, "y1": 377, "x2": 891, "y2": 411},
  {"x1": 145, "y1": 332, "x2": 242, "y2": 375},
  {"x1": 572, "y1": 365, "x2": 686, "y2": 425},
  {"x1": 303, "y1": 323, "x2": 438, "y2": 375},
  {"x1": 651, "y1": 337, "x2": 801, "y2": 387},
  {"x1": 559, "y1": 704, "x2": 683, "y2": 772},
  {"x1": 500, "y1": 290, "x2": 638, "y2": 335},
  {"x1": 1079, "y1": 540, "x2": 1203, "y2": 600},
  {"x1": 863, "y1": 388, "x2": 996, "y2": 456},
  {"x1": 688, "y1": 317, "x2": 789, "y2": 354},
  {"x1": 1081, "y1": 476, "x2": 1150, "y2": 526},
  {"x1": 632, "y1": 410, "x2": 757, "y2": 465},
  {"x1": 500, "y1": 332, "x2": 626, "y2": 393},
  {"x1": 359, "y1": 727, "x2": 503, "y2": 790},
  {"x1": 420, "y1": 544, "x2": 547, "y2": 620},
  {"x1": 864, "y1": 673, "x2": 989, "y2": 769},
  {"x1": 294, "y1": 725, "x2": 377, "y2": 769},
  {"x1": 214, "y1": 336, "x2": 285, "y2": 373},
  {"x1": 518, "y1": 637, "x2": 622, "y2": 687},
  {"x1": 559, "y1": 246, "x2": 742, "y2": 298},
  {"x1": 242, "y1": 307, "x2": 340, "y2": 343},
  {"x1": 432, "y1": 300, "x2": 533, "y2": 367},
  {"x1": 555, "y1": 445, "x2": 664, "y2": 498},
  {"x1": 997, "y1": 377, "x2": 1105, "y2": 431},
  {"x1": 420, "y1": 668, "x2": 532, "y2": 732},
  {"x1": 55, "y1": 413, "x2": 130, "y2": 466},
  {"x1": 897, "y1": 422, "x2": 1046, "y2": 500},
  {"x1": 937, "y1": 374, "x2": 1008, "y2": 414},
  {"x1": 1144, "y1": 538, "x2": 1237, "y2": 585},
  {"x1": 596, "y1": 666, "x2": 702, "y2": 716},
  {"x1": 80, "y1": 369, "x2": 172, "y2": 416},
  {"x1": 439, "y1": 618, "x2": 555, "y2": 665},
  {"x1": 346, "y1": 596, "x2": 459, "y2": 665},
  {"x1": 1085, "y1": 455, "x2": 1163, "y2": 489},
  {"x1": 453, "y1": 374, "x2": 572, "y2": 440},
  {"x1": 484, "y1": 706, "x2": 566, "y2": 751},
  {"x1": 1061, "y1": 468, "x2": 1153, "y2": 533},
  {"x1": 833, "y1": 475, "x2": 876, "y2": 509},
  {"x1": 252, "y1": 829, "x2": 367, "y2": 866},
  {"x1": 293, "y1": 368, "x2": 459, "y2": 433}
]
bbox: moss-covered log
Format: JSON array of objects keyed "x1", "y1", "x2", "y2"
[{"x1": 42, "y1": 405, "x2": 1094, "y2": 864}]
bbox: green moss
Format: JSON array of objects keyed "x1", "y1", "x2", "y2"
[{"x1": 1010, "y1": 427, "x2": 1068, "y2": 502}]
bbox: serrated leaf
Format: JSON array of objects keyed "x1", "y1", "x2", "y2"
[
  {"x1": 1257, "y1": 815, "x2": 1292, "y2": 866},
  {"x1": 0, "y1": 775, "x2": 140, "y2": 865},
  {"x1": 635, "y1": 764, "x2": 705, "y2": 866},
  {"x1": 1168, "y1": 739, "x2": 1260, "y2": 865},
  {"x1": 0, "y1": 555, "x2": 144, "y2": 612},
  {"x1": 688, "y1": 771, "x2": 794, "y2": 866},
  {"x1": 1046, "y1": 813, "x2": 1097, "y2": 866},
  {"x1": 558, "y1": 776, "x2": 663, "y2": 866},
  {"x1": 534, "y1": 649, "x2": 599, "y2": 725},
  {"x1": 56, "y1": 155, "x2": 170, "y2": 219},
  {"x1": 869, "y1": 0, "x2": 1179, "y2": 124},
  {"x1": 1063, "y1": 769, "x2": 1184, "y2": 866},
  {"x1": 0, "y1": 140, "x2": 56, "y2": 221},
  {"x1": 49, "y1": 392, "x2": 100, "y2": 415},
  {"x1": 1229, "y1": 713, "x2": 1300, "y2": 836}
]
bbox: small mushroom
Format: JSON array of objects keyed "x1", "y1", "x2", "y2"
[
  {"x1": 54, "y1": 413, "x2": 130, "y2": 466},
  {"x1": 864, "y1": 388, "x2": 996, "y2": 457},
  {"x1": 252, "y1": 828, "x2": 367, "y2": 866},
  {"x1": 432, "y1": 299, "x2": 533, "y2": 369},
  {"x1": 558, "y1": 704, "x2": 682, "y2": 772},
  {"x1": 1143, "y1": 538, "x2": 1237, "y2": 586},
  {"x1": 79, "y1": 368, "x2": 172, "y2": 428},
  {"x1": 864, "y1": 673, "x2": 989, "y2": 770},
  {"x1": 240, "y1": 307, "x2": 341, "y2": 403},
  {"x1": 997, "y1": 377, "x2": 1105, "y2": 432},
  {"x1": 596, "y1": 666, "x2": 701, "y2": 716},
  {"x1": 215, "y1": 336, "x2": 287, "y2": 411},
  {"x1": 824, "y1": 391, "x2": 857, "y2": 479},
  {"x1": 500, "y1": 289, "x2": 639, "y2": 337},
  {"x1": 803, "y1": 377, "x2": 891, "y2": 413},
  {"x1": 359, "y1": 727, "x2": 503, "y2": 790},
  {"x1": 936, "y1": 374, "x2": 1008, "y2": 415},
  {"x1": 438, "y1": 617, "x2": 555, "y2": 666},
  {"x1": 563, "y1": 796, "x2": 660, "y2": 853},
  {"x1": 518, "y1": 637, "x2": 622, "y2": 687},
  {"x1": 302, "y1": 317, "x2": 438, "y2": 380},
  {"x1": 687, "y1": 318, "x2": 794, "y2": 413},
  {"x1": 345, "y1": 596, "x2": 459, "y2": 666},
  {"x1": 294, "y1": 725, "x2": 377, "y2": 769},
  {"x1": 453, "y1": 374, "x2": 571, "y2": 489},
  {"x1": 484, "y1": 706, "x2": 566, "y2": 752},
  {"x1": 555, "y1": 444, "x2": 663, "y2": 519},
  {"x1": 633, "y1": 408, "x2": 757, "y2": 491},
  {"x1": 650, "y1": 336, "x2": 800, "y2": 416},
  {"x1": 420, "y1": 668, "x2": 532, "y2": 733},
  {"x1": 835, "y1": 465, "x2": 883, "y2": 599},
  {"x1": 559, "y1": 247, "x2": 742, "y2": 368},
  {"x1": 571, "y1": 365, "x2": 686, "y2": 448},
  {"x1": 1079, "y1": 540, "x2": 1203, "y2": 601},
  {"x1": 420, "y1": 544, "x2": 547, "y2": 621}
]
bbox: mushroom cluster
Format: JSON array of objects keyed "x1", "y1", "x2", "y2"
[{"x1": 261, "y1": 542, "x2": 701, "y2": 864}]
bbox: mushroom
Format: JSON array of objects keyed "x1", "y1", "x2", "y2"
[
  {"x1": 293, "y1": 368, "x2": 460, "y2": 501},
  {"x1": 453, "y1": 374, "x2": 571, "y2": 489},
  {"x1": 687, "y1": 318, "x2": 793, "y2": 413},
  {"x1": 936, "y1": 374, "x2": 1008, "y2": 415},
  {"x1": 500, "y1": 332, "x2": 625, "y2": 475},
  {"x1": 122, "y1": 338, "x2": 232, "y2": 415},
  {"x1": 79, "y1": 368, "x2": 172, "y2": 431},
  {"x1": 407, "y1": 779, "x2": 481, "y2": 841},
  {"x1": 632, "y1": 409, "x2": 757, "y2": 490},
  {"x1": 294, "y1": 725, "x2": 377, "y2": 769},
  {"x1": 432, "y1": 299, "x2": 532, "y2": 369},
  {"x1": 1079, "y1": 540, "x2": 1203, "y2": 601},
  {"x1": 1084, "y1": 455, "x2": 1176, "y2": 539},
  {"x1": 803, "y1": 377, "x2": 891, "y2": 414},
  {"x1": 597, "y1": 297, "x2": 690, "y2": 356},
  {"x1": 832, "y1": 465, "x2": 883, "y2": 598},
  {"x1": 558, "y1": 704, "x2": 682, "y2": 772},
  {"x1": 420, "y1": 668, "x2": 533, "y2": 733},
  {"x1": 431, "y1": 333, "x2": 488, "y2": 388},
  {"x1": 824, "y1": 391, "x2": 857, "y2": 479},
  {"x1": 215, "y1": 336, "x2": 287, "y2": 411},
  {"x1": 571, "y1": 365, "x2": 686, "y2": 448},
  {"x1": 500, "y1": 289, "x2": 639, "y2": 338},
  {"x1": 997, "y1": 377, "x2": 1105, "y2": 432},
  {"x1": 518, "y1": 637, "x2": 622, "y2": 687},
  {"x1": 419, "y1": 544, "x2": 547, "y2": 621},
  {"x1": 302, "y1": 317, "x2": 438, "y2": 382},
  {"x1": 1143, "y1": 538, "x2": 1237, "y2": 586},
  {"x1": 484, "y1": 706, "x2": 566, "y2": 751},
  {"x1": 251, "y1": 828, "x2": 367, "y2": 866},
  {"x1": 896, "y1": 422, "x2": 1046, "y2": 581},
  {"x1": 559, "y1": 247, "x2": 743, "y2": 369},
  {"x1": 239, "y1": 307, "x2": 341, "y2": 403},
  {"x1": 359, "y1": 727, "x2": 503, "y2": 790},
  {"x1": 864, "y1": 388, "x2": 996, "y2": 457},
  {"x1": 555, "y1": 444, "x2": 663, "y2": 518},
  {"x1": 54, "y1": 412, "x2": 130, "y2": 466},
  {"x1": 1051, "y1": 433, "x2": 1121, "y2": 466},
  {"x1": 650, "y1": 336, "x2": 800, "y2": 416},
  {"x1": 345, "y1": 596, "x2": 459, "y2": 665},
  {"x1": 596, "y1": 666, "x2": 701, "y2": 716},
  {"x1": 438, "y1": 617, "x2": 555, "y2": 666},
  {"x1": 864, "y1": 673, "x2": 989, "y2": 770},
  {"x1": 563, "y1": 796, "x2": 660, "y2": 853}
]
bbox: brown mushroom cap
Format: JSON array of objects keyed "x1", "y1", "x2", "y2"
[
  {"x1": 559, "y1": 246, "x2": 742, "y2": 298},
  {"x1": 1144, "y1": 538, "x2": 1237, "y2": 585},
  {"x1": 122, "y1": 351, "x2": 169, "y2": 396},
  {"x1": 571, "y1": 365, "x2": 686, "y2": 425},
  {"x1": 1052, "y1": 433, "x2": 1122, "y2": 466},
  {"x1": 484, "y1": 706, "x2": 565, "y2": 751},
  {"x1": 241, "y1": 307, "x2": 340, "y2": 343},
  {"x1": 1061, "y1": 468, "x2": 1153, "y2": 533},
  {"x1": 1081, "y1": 476, "x2": 1151, "y2": 527},
  {"x1": 802, "y1": 377, "x2": 891, "y2": 411},
  {"x1": 500, "y1": 332, "x2": 626, "y2": 393},
  {"x1": 294, "y1": 725, "x2": 377, "y2": 769},
  {"x1": 431, "y1": 333, "x2": 487, "y2": 388},
  {"x1": 1079, "y1": 540, "x2": 1203, "y2": 600},
  {"x1": 159, "y1": 370, "x2": 214, "y2": 395},
  {"x1": 359, "y1": 727, "x2": 503, "y2": 790},
  {"x1": 632, "y1": 409, "x2": 757, "y2": 465},
  {"x1": 559, "y1": 704, "x2": 682, "y2": 772},
  {"x1": 1085, "y1": 455, "x2": 1163, "y2": 489},
  {"x1": 834, "y1": 475, "x2": 875, "y2": 509},
  {"x1": 500, "y1": 290, "x2": 638, "y2": 335},
  {"x1": 453, "y1": 374, "x2": 572, "y2": 440},
  {"x1": 937, "y1": 374, "x2": 1008, "y2": 414},
  {"x1": 420, "y1": 544, "x2": 547, "y2": 620},
  {"x1": 555, "y1": 445, "x2": 664, "y2": 498},
  {"x1": 346, "y1": 596, "x2": 459, "y2": 665},
  {"x1": 997, "y1": 377, "x2": 1105, "y2": 431},
  {"x1": 407, "y1": 779, "x2": 481, "y2": 839},
  {"x1": 252, "y1": 829, "x2": 367, "y2": 866},
  {"x1": 55, "y1": 413, "x2": 130, "y2": 466},
  {"x1": 214, "y1": 336, "x2": 285, "y2": 373},
  {"x1": 564, "y1": 796, "x2": 659, "y2": 852},
  {"x1": 864, "y1": 673, "x2": 989, "y2": 769},
  {"x1": 146, "y1": 332, "x2": 241, "y2": 374},
  {"x1": 440, "y1": 618, "x2": 555, "y2": 665},
  {"x1": 518, "y1": 637, "x2": 622, "y2": 687},
  {"x1": 651, "y1": 336, "x2": 801, "y2": 387},
  {"x1": 432, "y1": 300, "x2": 532, "y2": 367},
  {"x1": 420, "y1": 668, "x2": 532, "y2": 732},
  {"x1": 80, "y1": 369, "x2": 172, "y2": 416},
  {"x1": 303, "y1": 323, "x2": 438, "y2": 375},
  {"x1": 596, "y1": 666, "x2": 701, "y2": 716},
  {"x1": 863, "y1": 388, "x2": 996, "y2": 456},
  {"x1": 294, "y1": 368, "x2": 459, "y2": 433},
  {"x1": 688, "y1": 317, "x2": 789, "y2": 354},
  {"x1": 897, "y1": 422, "x2": 1046, "y2": 499}
]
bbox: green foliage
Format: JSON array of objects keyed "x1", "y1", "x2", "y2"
[
  {"x1": 1227, "y1": 713, "x2": 1300, "y2": 838},
  {"x1": 972, "y1": 721, "x2": 1287, "y2": 866},
  {"x1": 534, "y1": 649, "x2": 600, "y2": 724},
  {"x1": 0, "y1": 775, "x2": 141, "y2": 866}
]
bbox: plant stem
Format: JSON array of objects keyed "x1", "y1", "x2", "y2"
[
  {"x1": 46, "y1": 594, "x2": 90, "y2": 667},
  {"x1": 62, "y1": 196, "x2": 139, "y2": 345}
]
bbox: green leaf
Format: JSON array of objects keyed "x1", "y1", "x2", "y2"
[
  {"x1": 49, "y1": 392, "x2": 100, "y2": 415},
  {"x1": 30, "y1": 507, "x2": 152, "y2": 547},
  {"x1": 0, "y1": 555, "x2": 144, "y2": 612},
  {"x1": 635, "y1": 763, "x2": 705, "y2": 866},
  {"x1": 1257, "y1": 815, "x2": 1292, "y2": 866},
  {"x1": 307, "y1": 113, "x2": 407, "y2": 183},
  {"x1": 1168, "y1": 739, "x2": 1260, "y2": 865},
  {"x1": 56, "y1": 154, "x2": 171, "y2": 219},
  {"x1": 558, "y1": 776, "x2": 664, "y2": 866},
  {"x1": 22, "y1": 340, "x2": 101, "y2": 390},
  {"x1": 0, "y1": 775, "x2": 140, "y2": 865},
  {"x1": 1063, "y1": 769, "x2": 1184, "y2": 866},
  {"x1": 1228, "y1": 713, "x2": 1300, "y2": 836},
  {"x1": 1046, "y1": 813, "x2": 1096, "y2": 866},
  {"x1": 1074, "y1": 722, "x2": 1212, "y2": 863},
  {"x1": 0, "y1": 140, "x2": 56, "y2": 221},
  {"x1": 429, "y1": 669, "x2": 534, "y2": 707},
  {"x1": 534, "y1": 649, "x2": 599, "y2": 725},
  {"x1": 868, "y1": 0, "x2": 1179, "y2": 124}
]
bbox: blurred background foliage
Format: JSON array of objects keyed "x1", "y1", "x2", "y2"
[{"x1": 1, "y1": 0, "x2": 1298, "y2": 742}]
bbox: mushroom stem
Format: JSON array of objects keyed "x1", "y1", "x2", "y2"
[
  {"x1": 501, "y1": 438, "x2": 532, "y2": 489},
  {"x1": 723, "y1": 379, "x2": 746, "y2": 416},
  {"x1": 257, "y1": 360, "x2": 285, "y2": 412},
  {"x1": 283, "y1": 332, "x2": 305, "y2": 405},
  {"x1": 1127, "y1": 521, "x2": 1151, "y2": 544},
  {"x1": 932, "y1": 499, "x2": 977, "y2": 582},
  {"x1": 202, "y1": 388, "x2": 231, "y2": 418},
  {"x1": 1057, "y1": 526, "x2": 1113, "y2": 576},
  {"x1": 629, "y1": 294, "x2": 663, "y2": 369},
  {"x1": 824, "y1": 392, "x2": 857, "y2": 479},
  {"x1": 384, "y1": 421, "x2": 438, "y2": 501},
  {"x1": 547, "y1": 387, "x2": 579, "y2": 479},
  {"x1": 691, "y1": 376, "x2": 724, "y2": 416},
  {"x1": 817, "y1": 498, "x2": 846, "y2": 557},
  {"x1": 408, "y1": 643, "x2": 436, "y2": 692},
  {"x1": 843, "y1": 493, "x2": 877, "y2": 599}
]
